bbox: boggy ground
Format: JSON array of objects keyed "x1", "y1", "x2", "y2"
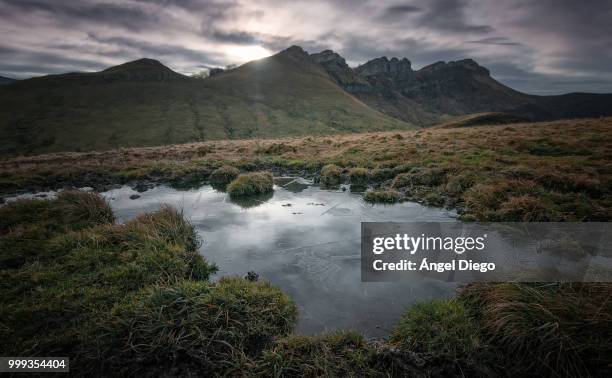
[
  {"x1": 2, "y1": 192, "x2": 610, "y2": 377},
  {"x1": 1, "y1": 117, "x2": 611, "y2": 221},
  {"x1": 1, "y1": 118, "x2": 611, "y2": 376}
]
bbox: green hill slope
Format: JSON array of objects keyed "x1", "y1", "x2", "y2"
[{"x1": 0, "y1": 47, "x2": 411, "y2": 156}]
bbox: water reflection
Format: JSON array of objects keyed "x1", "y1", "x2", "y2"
[{"x1": 100, "y1": 182, "x2": 458, "y2": 337}]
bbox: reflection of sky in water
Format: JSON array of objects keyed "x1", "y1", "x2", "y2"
[{"x1": 96, "y1": 184, "x2": 458, "y2": 337}]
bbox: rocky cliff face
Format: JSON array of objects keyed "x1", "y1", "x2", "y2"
[
  {"x1": 355, "y1": 57, "x2": 413, "y2": 80},
  {"x1": 310, "y1": 50, "x2": 371, "y2": 92},
  {"x1": 308, "y1": 49, "x2": 612, "y2": 123},
  {"x1": 312, "y1": 54, "x2": 438, "y2": 125},
  {"x1": 405, "y1": 59, "x2": 533, "y2": 115},
  {"x1": 310, "y1": 51, "x2": 540, "y2": 122}
]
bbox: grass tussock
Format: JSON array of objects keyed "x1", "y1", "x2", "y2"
[
  {"x1": 53, "y1": 190, "x2": 116, "y2": 227},
  {"x1": 0, "y1": 190, "x2": 115, "y2": 269},
  {"x1": 460, "y1": 283, "x2": 612, "y2": 376},
  {"x1": 363, "y1": 189, "x2": 401, "y2": 204},
  {"x1": 0, "y1": 194, "x2": 222, "y2": 374},
  {"x1": 348, "y1": 167, "x2": 369, "y2": 186},
  {"x1": 227, "y1": 172, "x2": 274, "y2": 197},
  {"x1": 257, "y1": 332, "x2": 377, "y2": 377},
  {"x1": 390, "y1": 299, "x2": 480, "y2": 358},
  {"x1": 319, "y1": 164, "x2": 343, "y2": 187},
  {"x1": 392, "y1": 167, "x2": 446, "y2": 189},
  {"x1": 209, "y1": 165, "x2": 239, "y2": 187},
  {"x1": 107, "y1": 278, "x2": 297, "y2": 375}
]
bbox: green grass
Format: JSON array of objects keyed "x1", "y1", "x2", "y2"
[
  {"x1": 0, "y1": 191, "x2": 115, "y2": 269},
  {"x1": 227, "y1": 172, "x2": 274, "y2": 197},
  {"x1": 2, "y1": 193, "x2": 610, "y2": 376},
  {"x1": 460, "y1": 283, "x2": 612, "y2": 376},
  {"x1": 320, "y1": 164, "x2": 343, "y2": 187},
  {"x1": 106, "y1": 278, "x2": 297, "y2": 375},
  {"x1": 390, "y1": 299, "x2": 480, "y2": 357},
  {"x1": 363, "y1": 189, "x2": 401, "y2": 203},
  {"x1": 0, "y1": 194, "x2": 220, "y2": 373},
  {"x1": 209, "y1": 165, "x2": 239, "y2": 190},
  {"x1": 257, "y1": 332, "x2": 378, "y2": 377},
  {"x1": 348, "y1": 167, "x2": 369, "y2": 186}
]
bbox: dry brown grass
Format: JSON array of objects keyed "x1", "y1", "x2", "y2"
[
  {"x1": 1, "y1": 117, "x2": 611, "y2": 220},
  {"x1": 460, "y1": 283, "x2": 612, "y2": 376}
]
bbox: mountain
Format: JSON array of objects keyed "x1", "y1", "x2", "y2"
[
  {"x1": 317, "y1": 52, "x2": 612, "y2": 123},
  {"x1": 0, "y1": 47, "x2": 408, "y2": 156},
  {"x1": 0, "y1": 76, "x2": 16, "y2": 85},
  {"x1": 311, "y1": 52, "x2": 440, "y2": 125},
  {"x1": 1, "y1": 45, "x2": 611, "y2": 157}
]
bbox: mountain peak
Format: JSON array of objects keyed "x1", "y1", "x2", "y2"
[
  {"x1": 100, "y1": 58, "x2": 185, "y2": 81},
  {"x1": 355, "y1": 56, "x2": 412, "y2": 77},
  {"x1": 310, "y1": 49, "x2": 347, "y2": 65},
  {"x1": 280, "y1": 45, "x2": 310, "y2": 61},
  {"x1": 310, "y1": 49, "x2": 371, "y2": 90},
  {"x1": 419, "y1": 59, "x2": 489, "y2": 76},
  {"x1": 103, "y1": 58, "x2": 167, "y2": 72}
]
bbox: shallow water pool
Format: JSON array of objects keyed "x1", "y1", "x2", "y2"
[{"x1": 99, "y1": 180, "x2": 457, "y2": 337}]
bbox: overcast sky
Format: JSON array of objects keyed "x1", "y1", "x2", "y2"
[{"x1": 1, "y1": 0, "x2": 610, "y2": 94}]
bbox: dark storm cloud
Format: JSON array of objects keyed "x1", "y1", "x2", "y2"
[
  {"x1": 467, "y1": 37, "x2": 521, "y2": 47},
  {"x1": 0, "y1": 0, "x2": 610, "y2": 93},
  {"x1": 385, "y1": 4, "x2": 421, "y2": 13},
  {"x1": 378, "y1": 4, "x2": 421, "y2": 21},
  {"x1": 0, "y1": 45, "x2": 109, "y2": 77},
  {"x1": 0, "y1": 0, "x2": 158, "y2": 31},
  {"x1": 415, "y1": 0, "x2": 493, "y2": 33},
  {"x1": 87, "y1": 33, "x2": 227, "y2": 66}
]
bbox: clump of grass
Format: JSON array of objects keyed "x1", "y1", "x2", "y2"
[
  {"x1": 0, "y1": 198, "x2": 218, "y2": 372},
  {"x1": 460, "y1": 283, "x2": 612, "y2": 376},
  {"x1": 444, "y1": 173, "x2": 476, "y2": 195},
  {"x1": 519, "y1": 139, "x2": 588, "y2": 156},
  {"x1": 390, "y1": 299, "x2": 481, "y2": 358},
  {"x1": 363, "y1": 189, "x2": 400, "y2": 204},
  {"x1": 320, "y1": 164, "x2": 343, "y2": 187},
  {"x1": 107, "y1": 278, "x2": 297, "y2": 375},
  {"x1": 391, "y1": 167, "x2": 446, "y2": 189},
  {"x1": 227, "y1": 172, "x2": 274, "y2": 197},
  {"x1": 498, "y1": 194, "x2": 556, "y2": 221},
  {"x1": 463, "y1": 179, "x2": 561, "y2": 221},
  {"x1": 369, "y1": 167, "x2": 395, "y2": 182},
  {"x1": 209, "y1": 165, "x2": 240, "y2": 188},
  {"x1": 422, "y1": 189, "x2": 446, "y2": 207},
  {"x1": 258, "y1": 331, "x2": 378, "y2": 377},
  {"x1": 0, "y1": 198, "x2": 52, "y2": 234},
  {"x1": 53, "y1": 190, "x2": 115, "y2": 228},
  {"x1": 256, "y1": 143, "x2": 297, "y2": 155},
  {"x1": 348, "y1": 168, "x2": 369, "y2": 186},
  {"x1": 169, "y1": 169, "x2": 209, "y2": 190},
  {"x1": 0, "y1": 191, "x2": 115, "y2": 269}
]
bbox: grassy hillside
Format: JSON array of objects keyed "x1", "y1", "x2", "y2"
[{"x1": 0, "y1": 48, "x2": 410, "y2": 157}]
